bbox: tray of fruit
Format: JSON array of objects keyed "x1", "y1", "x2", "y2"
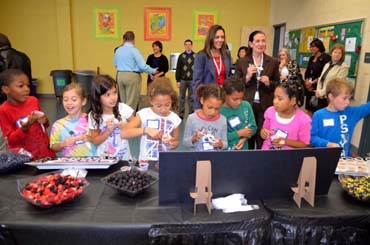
[
  {"x1": 101, "y1": 167, "x2": 158, "y2": 197},
  {"x1": 338, "y1": 174, "x2": 370, "y2": 202},
  {"x1": 25, "y1": 156, "x2": 120, "y2": 170},
  {"x1": 18, "y1": 170, "x2": 89, "y2": 208}
]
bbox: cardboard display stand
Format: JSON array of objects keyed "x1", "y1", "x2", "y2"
[
  {"x1": 291, "y1": 157, "x2": 316, "y2": 208},
  {"x1": 159, "y1": 147, "x2": 341, "y2": 205},
  {"x1": 189, "y1": 160, "x2": 212, "y2": 215}
]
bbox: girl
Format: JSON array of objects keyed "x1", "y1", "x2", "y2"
[
  {"x1": 220, "y1": 77, "x2": 257, "y2": 150},
  {"x1": 125, "y1": 77, "x2": 181, "y2": 161},
  {"x1": 260, "y1": 80, "x2": 311, "y2": 150},
  {"x1": 0, "y1": 69, "x2": 55, "y2": 160},
  {"x1": 50, "y1": 83, "x2": 96, "y2": 157},
  {"x1": 183, "y1": 84, "x2": 228, "y2": 151},
  {"x1": 88, "y1": 75, "x2": 134, "y2": 160}
]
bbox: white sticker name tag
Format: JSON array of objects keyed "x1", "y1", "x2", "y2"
[
  {"x1": 147, "y1": 119, "x2": 160, "y2": 129},
  {"x1": 323, "y1": 119, "x2": 334, "y2": 127},
  {"x1": 229, "y1": 116, "x2": 241, "y2": 128},
  {"x1": 254, "y1": 91, "x2": 260, "y2": 101}
]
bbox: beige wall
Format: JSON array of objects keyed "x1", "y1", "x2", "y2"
[
  {"x1": 0, "y1": 0, "x2": 270, "y2": 95},
  {"x1": 270, "y1": 0, "x2": 370, "y2": 148}
]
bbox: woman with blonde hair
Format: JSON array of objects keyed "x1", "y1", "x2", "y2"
[{"x1": 315, "y1": 44, "x2": 349, "y2": 109}]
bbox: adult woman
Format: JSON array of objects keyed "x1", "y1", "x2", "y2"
[
  {"x1": 315, "y1": 44, "x2": 349, "y2": 109},
  {"x1": 231, "y1": 46, "x2": 248, "y2": 75},
  {"x1": 237, "y1": 46, "x2": 248, "y2": 60},
  {"x1": 278, "y1": 48, "x2": 302, "y2": 82},
  {"x1": 304, "y1": 39, "x2": 331, "y2": 115},
  {"x1": 278, "y1": 48, "x2": 305, "y2": 107},
  {"x1": 146, "y1": 40, "x2": 169, "y2": 86},
  {"x1": 235, "y1": 30, "x2": 280, "y2": 149},
  {"x1": 192, "y1": 25, "x2": 232, "y2": 109}
]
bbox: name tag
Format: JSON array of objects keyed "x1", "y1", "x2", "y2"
[
  {"x1": 271, "y1": 128, "x2": 288, "y2": 140},
  {"x1": 323, "y1": 119, "x2": 334, "y2": 127},
  {"x1": 16, "y1": 116, "x2": 29, "y2": 128},
  {"x1": 228, "y1": 116, "x2": 241, "y2": 128},
  {"x1": 254, "y1": 91, "x2": 260, "y2": 101},
  {"x1": 202, "y1": 142, "x2": 214, "y2": 151},
  {"x1": 147, "y1": 119, "x2": 160, "y2": 129}
]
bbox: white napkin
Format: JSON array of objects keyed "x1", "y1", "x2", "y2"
[{"x1": 212, "y1": 193, "x2": 259, "y2": 213}]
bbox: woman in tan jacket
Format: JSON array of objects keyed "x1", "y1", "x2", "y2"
[{"x1": 315, "y1": 44, "x2": 349, "y2": 109}]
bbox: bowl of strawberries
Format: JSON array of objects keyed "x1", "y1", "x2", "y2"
[{"x1": 18, "y1": 170, "x2": 89, "y2": 208}]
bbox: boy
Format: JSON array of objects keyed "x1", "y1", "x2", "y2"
[
  {"x1": 0, "y1": 69, "x2": 56, "y2": 160},
  {"x1": 310, "y1": 78, "x2": 370, "y2": 156},
  {"x1": 220, "y1": 77, "x2": 257, "y2": 150}
]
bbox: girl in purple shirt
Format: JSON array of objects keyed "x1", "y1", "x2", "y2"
[{"x1": 261, "y1": 80, "x2": 311, "y2": 149}]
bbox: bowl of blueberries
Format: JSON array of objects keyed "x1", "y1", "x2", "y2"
[
  {"x1": 0, "y1": 148, "x2": 32, "y2": 173},
  {"x1": 101, "y1": 167, "x2": 158, "y2": 197}
]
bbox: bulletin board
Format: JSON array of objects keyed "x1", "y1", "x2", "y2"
[{"x1": 287, "y1": 20, "x2": 363, "y2": 81}]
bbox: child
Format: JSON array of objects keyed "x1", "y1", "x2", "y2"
[
  {"x1": 220, "y1": 77, "x2": 257, "y2": 150},
  {"x1": 125, "y1": 77, "x2": 181, "y2": 161},
  {"x1": 88, "y1": 75, "x2": 134, "y2": 160},
  {"x1": 50, "y1": 83, "x2": 96, "y2": 157},
  {"x1": 0, "y1": 127, "x2": 9, "y2": 154},
  {"x1": 0, "y1": 69, "x2": 56, "y2": 160},
  {"x1": 311, "y1": 78, "x2": 370, "y2": 157},
  {"x1": 183, "y1": 84, "x2": 228, "y2": 151},
  {"x1": 261, "y1": 79, "x2": 311, "y2": 149}
]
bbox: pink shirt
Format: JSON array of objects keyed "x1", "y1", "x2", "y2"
[{"x1": 261, "y1": 106, "x2": 311, "y2": 150}]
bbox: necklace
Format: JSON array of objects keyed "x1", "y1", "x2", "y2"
[{"x1": 211, "y1": 50, "x2": 222, "y2": 77}]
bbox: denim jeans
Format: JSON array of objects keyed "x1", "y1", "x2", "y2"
[{"x1": 179, "y1": 79, "x2": 194, "y2": 118}]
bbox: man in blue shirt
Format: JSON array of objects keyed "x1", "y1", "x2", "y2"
[{"x1": 114, "y1": 31, "x2": 156, "y2": 111}]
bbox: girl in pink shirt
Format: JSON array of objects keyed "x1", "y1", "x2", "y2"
[{"x1": 261, "y1": 80, "x2": 311, "y2": 149}]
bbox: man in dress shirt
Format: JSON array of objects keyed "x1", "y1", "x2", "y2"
[{"x1": 114, "y1": 31, "x2": 157, "y2": 111}]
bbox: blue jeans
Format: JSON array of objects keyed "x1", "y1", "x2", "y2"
[{"x1": 179, "y1": 80, "x2": 194, "y2": 118}]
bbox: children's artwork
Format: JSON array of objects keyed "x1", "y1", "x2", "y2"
[
  {"x1": 192, "y1": 9, "x2": 219, "y2": 41},
  {"x1": 144, "y1": 7, "x2": 171, "y2": 41},
  {"x1": 299, "y1": 27, "x2": 316, "y2": 53},
  {"x1": 94, "y1": 8, "x2": 119, "y2": 40}
]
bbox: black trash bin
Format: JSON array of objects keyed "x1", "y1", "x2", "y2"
[
  {"x1": 74, "y1": 70, "x2": 96, "y2": 96},
  {"x1": 50, "y1": 70, "x2": 73, "y2": 97}
]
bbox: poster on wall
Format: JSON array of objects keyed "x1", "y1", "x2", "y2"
[
  {"x1": 144, "y1": 7, "x2": 171, "y2": 41},
  {"x1": 192, "y1": 9, "x2": 219, "y2": 41},
  {"x1": 94, "y1": 7, "x2": 120, "y2": 40},
  {"x1": 299, "y1": 27, "x2": 316, "y2": 53}
]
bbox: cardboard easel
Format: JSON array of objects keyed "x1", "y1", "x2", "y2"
[
  {"x1": 189, "y1": 160, "x2": 212, "y2": 215},
  {"x1": 291, "y1": 157, "x2": 317, "y2": 208}
]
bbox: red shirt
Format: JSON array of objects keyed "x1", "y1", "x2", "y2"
[
  {"x1": 213, "y1": 56, "x2": 226, "y2": 86},
  {"x1": 0, "y1": 96, "x2": 56, "y2": 160}
]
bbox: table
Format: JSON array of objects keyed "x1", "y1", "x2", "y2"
[{"x1": 0, "y1": 163, "x2": 370, "y2": 245}]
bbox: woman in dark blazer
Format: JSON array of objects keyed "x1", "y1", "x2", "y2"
[
  {"x1": 192, "y1": 25, "x2": 232, "y2": 109},
  {"x1": 235, "y1": 30, "x2": 280, "y2": 149},
  {"x1": 146, "y1": 40, "x2": 169, "y2": 87}
]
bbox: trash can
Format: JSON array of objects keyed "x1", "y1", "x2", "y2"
[
  {"x1": 50, "y1": 70, "x2": 73, "y2": 97},
  {"x1": 74, "y1": 70, "x2": 96, "y2": 96},
  {"x1": 31, "y1": 78, "x2": 38, "y2": 97}
]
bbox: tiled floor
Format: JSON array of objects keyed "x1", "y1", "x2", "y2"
[{"x1": 39, "y1": 96, "x2": 189, "y2": 158}]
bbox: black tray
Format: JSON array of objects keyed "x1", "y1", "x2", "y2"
[{"x1": 101, "y1": 168, "x2": 158, "y2": 197}]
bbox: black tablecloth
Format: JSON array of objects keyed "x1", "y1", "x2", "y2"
[
  {"x1": 0, "y1": 164, "x2": 370, "y2": 245},
  {"x1": 0, "y1": 164, "x2": 269, "y2": 245}
]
